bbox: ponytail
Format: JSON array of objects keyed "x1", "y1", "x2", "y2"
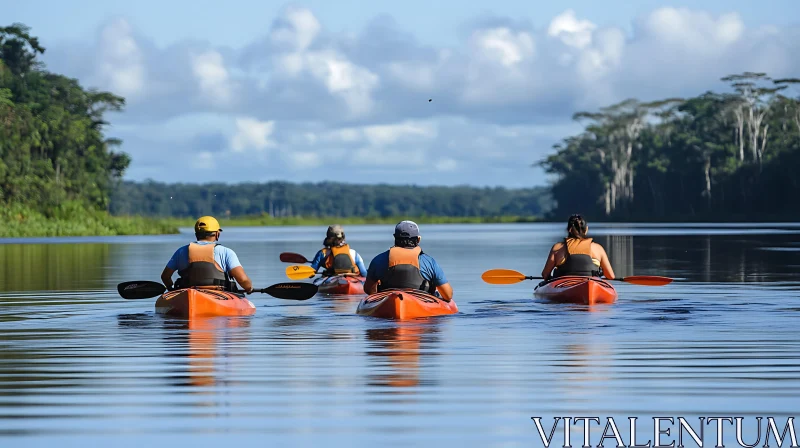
[{"x1": 567, "y1": 214, "x2": 588, "y2": 239}]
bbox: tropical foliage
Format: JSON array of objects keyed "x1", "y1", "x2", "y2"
[{"x1": 540, "y1": 72, "x2": 800, "y2": 220}]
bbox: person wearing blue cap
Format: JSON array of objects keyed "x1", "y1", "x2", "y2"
[{"x1": 363, "y1": 220, "x2": 453, "y2": 300}]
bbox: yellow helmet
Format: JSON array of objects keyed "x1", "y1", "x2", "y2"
[{"x1": 194, "y1": 216, "x2": 222, "y2": 233}]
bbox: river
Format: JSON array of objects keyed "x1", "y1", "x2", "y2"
[{"x1": 1, "y1": 223, "x2": 799, "y2": 447}]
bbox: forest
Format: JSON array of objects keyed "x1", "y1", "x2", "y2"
[
  {"x1": 110, "y1": 181, "x2": 552, "y2": 219},
  {"x1": 2, "y1": 21, "x2": 798, "y2": 238},
  {"x1": 540, "y1": 72, "x2": 800, "y2": 221},
  {"x1": 0, "y1": 24, "x2": 171, "y2": 236}
]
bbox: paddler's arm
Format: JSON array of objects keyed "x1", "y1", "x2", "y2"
[
  {"x1": 229, "y1": 267, "x2": 253, "y2": 293},
  {"x1": 597, "y1": 245, "x2": 615, "y2": 280},
  {"x1": 541, "y1": 244, "x2": 559, "y2": 280},
  {"x1": 363, "y1": 254, "x2": 384, "y2": 294},
  {"x1": 425, "y1": 257, "x2": 453, "y2": 301},
  {"x1": 436, "y1": 283, "x2": 453, "y2": 301},
  {"x1": 221, "y1": 248, "x2": 253, "y2": 293},
  {"x1": 309, "y1": 250, "x2": 325, "y2": 273},
  {"x1": 161, "y1": 267, "x2": 176, "y2": 291},
  {"x1": 364, "y1": 277, "x2": 379, "y2": 294}
]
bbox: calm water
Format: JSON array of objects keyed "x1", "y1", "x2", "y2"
[{"x1": 1, "y1": 223, "x2": 800, "y2": 447}]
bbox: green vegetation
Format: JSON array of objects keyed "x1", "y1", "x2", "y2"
[
  {"x1": 1, "y1": 201, "x2": 177, "y2": 237},
  {"x1": 0, "y1": 23, "x2": 161, "y2": 237},
  {"x1": 540, "y1": 72, "x2": 800, "y2": 221},
  {"x1": 160, "y1": 214, "x2": 539, "y2": 228},
  {"x1": 110, "y1": 181, "x2": 552, "y2": 220}
]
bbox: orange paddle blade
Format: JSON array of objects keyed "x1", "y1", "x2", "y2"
[
  {"x1": 481, "y1": 269, "x2": 528, "y2": 285},
  {"x1": 620, "y1": 275, "x2": 673, "y2": 286}
]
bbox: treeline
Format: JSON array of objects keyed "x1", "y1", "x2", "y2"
[
  {"x1": 540, "y1": 72, "x2": 800, "y2": 221},
  {"x1": 0, "y1": 24, "x2": 178, "y2": 237},
  {"x1": 110, "y1": 180, "x2": 552, "y2": 218},
  {"x1": 0, "y1": 23, "x2": 130, "y2": 213}
]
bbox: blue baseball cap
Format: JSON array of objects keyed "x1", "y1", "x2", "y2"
[{"x1": 394, "y1": 220, "x2": 420, "y2": 238}]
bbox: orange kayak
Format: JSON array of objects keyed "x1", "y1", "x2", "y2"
[
  {"x1": 315, "y1": 275, "x2": 365, "y2": 295},
  {"x1": 155, "y1": 288, "x2": 256, "y2": 317},
  {"x1": 356, "y1": 289, "x2": 458, "y2": 319},
  {"x1": 533, "y1": 276, "x2": 617, "y2": 305}
]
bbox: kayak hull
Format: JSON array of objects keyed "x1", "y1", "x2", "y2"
[
  {"x1": 534, "y1": 276, "x2": 617, "y2": 305},
  {"x1": 315, "y1": 275, "x2": 365, "y2": 295},
  {"x1": 356, "y1": 289, "x2": 458, "y2": 319},
  {"x1": 155, "y1": 288, "x2": 256, "y2": 317}
]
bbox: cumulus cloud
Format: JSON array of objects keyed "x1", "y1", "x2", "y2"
[
  {"x1": 191, "y1": 50, "x2": 234, "y2": 106},
  {"x1": 39, "y1": 6, "x2": 800, "y2": 187},
  {"x1": 230, "y1": 117, "x2": 276, "y2": 152},
  {"x1": 94, "y1": 19, "x2": 146, "y2": 99}
]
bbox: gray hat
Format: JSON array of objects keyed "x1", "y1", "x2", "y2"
[
  {"x1": 394, "y1": 220, "x2": 420, "y2": 238},
  {"x1": 327, "y1": 225, "x2": 344, "y2": 238}
]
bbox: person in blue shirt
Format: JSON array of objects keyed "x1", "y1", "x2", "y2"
[
  {"x1": 363, "y1": 220, "x2": 453, "y2": 301},
  {"x1": 160, "y1": 216, "x2": 253, "y2": 293},
  {"x1": 309, "y1": 225, "x2": 368, "y2": 276}
]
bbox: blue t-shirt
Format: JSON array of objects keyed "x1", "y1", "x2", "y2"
[
  {"x1": 366, "y1": 248, "x2": 448, "y2": 286},
  {"x1": 310, "y1": 247, "x2": 368, "y2": 275},
  {"x1": 166, "y1": 241, "x2": 242, "y2": 273}
]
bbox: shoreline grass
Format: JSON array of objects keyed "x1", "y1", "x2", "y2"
[{"x1": 0, "y1": 202, "x2": 179, "y2": 238}]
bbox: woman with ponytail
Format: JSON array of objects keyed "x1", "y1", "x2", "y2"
[{"x1": 541, "y1": 214, "x2": 615, "y2": 280}]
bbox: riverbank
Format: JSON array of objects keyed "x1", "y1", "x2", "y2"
[{"x1": 0, "y1": 203, "x2": 178, "y2": 238}]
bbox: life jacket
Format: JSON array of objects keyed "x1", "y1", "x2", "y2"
[
  {"x1": 323, "y1": 244, "x2": 360, "y2": 275},
  {"x1": 177, "y1": 243, "x2": 232, "y2": 290},
  {"x1": 553, "y1": 237, "x2": 601, "y2": 277},
  {"x1": 377, "y1": 246, "x2": 435, "y2": 293}
]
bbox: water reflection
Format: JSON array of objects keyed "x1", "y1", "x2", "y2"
[
  {"x1": 116, "y1": 314, "x2": 252, "y2": 393},
  {"x1": 0, "y1": 243, "x2": 110, "y2": 291},
  {"x1": 365, "y1": 323, "x2": 442, "y2": 391}
]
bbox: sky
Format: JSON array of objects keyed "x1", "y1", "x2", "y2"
[{"x1": 4, "y1": 0, "x2": 800, "y2": 188}]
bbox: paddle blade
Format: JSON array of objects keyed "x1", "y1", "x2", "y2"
[
  {"x1": 285, "y1": 265, "x2": 317, "y2": 280},
  {"x1": 117, "y1": 281, "x2": 166, "y2": 299},
  {"x1": 481, "y1": 269, "x2": 527, "y2": 285},
  {"x1": 260, "y1": 282, "x2": 318, "y2": 300},
  {"x1": 620, "y1": 275, "x2": 673, "y2": 286},
  {"x1": 280, "y1": 252, "x2": 309, "y2": 264}
]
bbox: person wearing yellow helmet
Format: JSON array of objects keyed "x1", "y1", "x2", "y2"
[{"x1": 160, "y1": 216, "x2": 253, "y2": 293}]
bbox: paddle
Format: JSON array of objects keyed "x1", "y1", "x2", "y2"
[
  {"x1": 116, "y1": 280, "x2": 319, "y2": 301},
  {"x1": 480, "y1": 269, "x2": 673, "y2": 286},
  {"x1": 118, "y1": 281, "x2": 166, "y2": 299},
  {"x1": 285, "y1": 265, "x2": 318, "y2": 280},
  {"x1": 280, "y1": 252, "x2": 311, "y2": 264}
]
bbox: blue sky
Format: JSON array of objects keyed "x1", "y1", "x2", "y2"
[{"x1": 4, "y1": 1, "x2": 800, "y2": 188}]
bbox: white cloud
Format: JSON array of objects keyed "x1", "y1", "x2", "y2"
[
  {"x1": 548, "y1": 9, "x2": 597, "y2": 49},
  {"x1": 271, "y1": 7, "x2": 321, "y2": 51},
  {"x1": 362, "y1": 121, "x2": 437, "y2": 146},
  {"x1": 191, "y1": 50, "x2": 233, "y2": 105},
  {"x1": 639, "y1": 8, "x2": 744, "y2": 53},
  {"x1": 95, "y1": 19, "x2": 145, "y2": 98},
  {"x1": 41, "y1": 6, "x2": 800, "y2": 187},
  {"x1": 285, "y1": 151, "x2": 322, "y2": 169},
  {"x1": 435, "y1": 158, "x2": 459, "y2": 172},
  {"x1": 230, "y1": 117, "x2": 275, "y2": 152},
  {"x1": 472, "y1": 27, "x2": 535, "y2": 67}
]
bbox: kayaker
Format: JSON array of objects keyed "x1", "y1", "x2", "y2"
[
  {"x1": 309, "y1": 225, "x2": 368, "y2": 276},
  {"x1": 160, "y1": 216, "x2": 254, "y2": 293},
  {"x1": 541, "y1": 214, "x2": 615, "y2": 281},
  {"x1": 363, "y1": 220, "x2": 454, "y2": 300}
]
